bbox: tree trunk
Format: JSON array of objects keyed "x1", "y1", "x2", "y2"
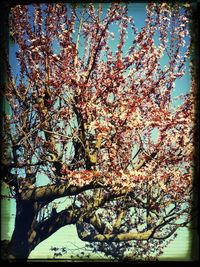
[{"x1": 7, "y1": 199, "x2": 36, "y2": 261}]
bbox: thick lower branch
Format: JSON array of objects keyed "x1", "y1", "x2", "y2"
[
  {"x1": 77, "y1": 228, "x2": 153, "y2": 242},
  {"x1": 20, "y1": 181, "x2": 102, "y2": 203},
  {"x1": 32, "y1": 207, "x2": 81, "y2": 248}
]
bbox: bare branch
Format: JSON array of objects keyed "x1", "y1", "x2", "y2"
[
  {"x1": 76, "y1": 227, "x2": 154, "y2": 242},
  {"x1": 32, "y1": 206, "x2": 81, "y2": 248},
  {"x1": 113, "y1": 209, "x2": 125, "y2": 232},
  {"x1": 20, "y1": 181, "x2": 102, "y2": 203}
]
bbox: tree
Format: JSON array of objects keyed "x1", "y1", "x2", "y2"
[{"x1": 1, "y1": 2, "x2": 195, "y2": 261}]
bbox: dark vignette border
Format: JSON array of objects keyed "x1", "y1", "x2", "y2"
[{"x1": 0, "y1": 0, "x2": 199, "y2": 265}]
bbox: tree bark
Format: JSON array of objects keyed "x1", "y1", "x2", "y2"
[{"x1": 7, "y1": 199, "x2": 36, "y2": 261}]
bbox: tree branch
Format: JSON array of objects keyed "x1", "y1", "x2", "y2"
[
  {"x1": 20, "y1": 181, "x2": 102, "y2": 203},
  {"x1": 31, "y1": 206, "x2": 81, "y2": 249},
  {"x1": 113, "y1": 209, "x2": 125, "y2": 232},
  {"x1": 85, "y1": 7, "x2": 117, "y2": 83},
  {"x1": 74, "y1": 15, "x2": 83, "y2": 71},
  {"x1": 76, "y1": 227, "x2": 154, "y2": 242},
  {"x1": 153, "y1": 226, "x2": 178, "y2": 240}
]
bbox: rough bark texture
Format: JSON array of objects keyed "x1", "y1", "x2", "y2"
[{"x1": 7, "y1": 200, "x2": 35, "y2": 260}]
